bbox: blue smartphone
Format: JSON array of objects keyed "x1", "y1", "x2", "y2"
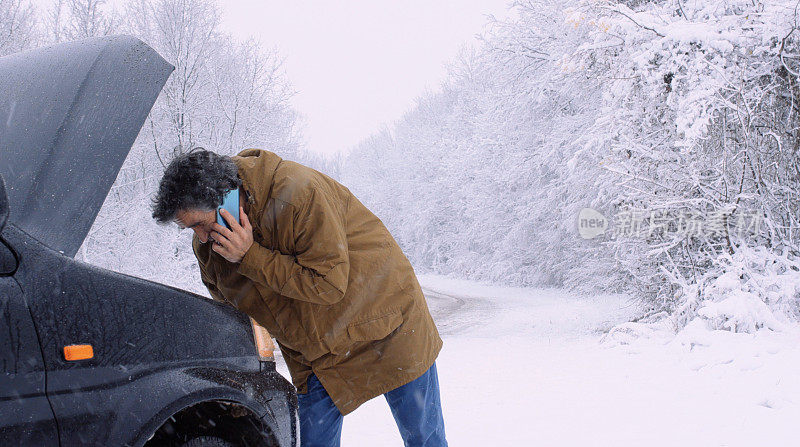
[{"x1": 217, "y1": 187, "x2": 240, "y2": 231}]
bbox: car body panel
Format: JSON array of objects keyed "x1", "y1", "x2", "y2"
[
  {"x1": 131, "y1": 363, "x2": 297, "y2": 447},
  {"x1": 5, "y1": 225, "x2": 255, "y2": 368},
  {"x1": 0, "y1": 274, "x2": 58, "y2": 445}
]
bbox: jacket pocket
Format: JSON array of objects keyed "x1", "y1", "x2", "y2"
[{"x1": 346, "y1": 307, "x2": 403, "y2": 342}]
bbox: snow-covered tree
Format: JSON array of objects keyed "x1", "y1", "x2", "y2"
[
  {"x1": 205, "y1": 35, "x2": 300, "y2": 157},
  {"x1": 569, "y1": 0, "x2": 800, "y2": 327},
  {"x1": 339, "y1": 0, "x2": 618, "y2": 289},
  {"x1": 337, "y1": 0, "x2": 800, "y2": 332},
  {"x1": 123, "y1": 0, "x2": 221, "y2": 160},
  {"x1": 43, "y1": 0, "x2": 118, "y2": 43},
  {"x1": 0, "y1": 0, "x2": 37, "y2": 56},
  {"x1": 69, "y1": 0, "x2": 303, "y2": 293}
]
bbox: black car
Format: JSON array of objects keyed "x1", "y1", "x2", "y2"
[{"x1": 0, "y1": 36, "x2": 298, "y2": 446}]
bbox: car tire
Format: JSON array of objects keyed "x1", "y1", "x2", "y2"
[{"x1": 182, "y1": 436, "x2": 235, "y2": 447}]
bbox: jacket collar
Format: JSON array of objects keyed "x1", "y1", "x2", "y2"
[{"x1": 231, "y1": 148, "x2": 283, "y2": 218}]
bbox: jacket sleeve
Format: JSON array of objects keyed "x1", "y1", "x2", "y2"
[
  {"x1": 193, "y1": 237, "x2": 227, "y2": 304},
  {"x1": 199, "y1": 265, "x2": 227, "y2": 304},
  {"x1": 236, "y1": 188, "x2": 349, "y2": 305}
]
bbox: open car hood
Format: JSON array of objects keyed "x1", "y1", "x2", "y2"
[{"x1": 0, "y1": 35, "x2": 173, "y2": 257}]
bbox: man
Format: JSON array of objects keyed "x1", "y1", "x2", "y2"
[{"x1": 151, "y1": 147, "x2": 447, "y2": 446}]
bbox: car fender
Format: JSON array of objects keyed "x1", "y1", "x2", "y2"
[{"x1": 112, "y1": 361, "x2": 292, "y2": 446}]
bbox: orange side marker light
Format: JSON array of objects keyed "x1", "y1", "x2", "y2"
[
  {"x1": 250, "y1": 318, "x2": 275, "y2": 361},
  {"x1": 64, "y1": 344, "x2": 94, "y2": 361}
]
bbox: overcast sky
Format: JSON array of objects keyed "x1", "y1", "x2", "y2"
[{"x1": 219, "y1": 1, "x2": 512, "y2": 157}]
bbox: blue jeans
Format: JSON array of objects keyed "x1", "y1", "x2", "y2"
[{"x1": 298, "y1": 362, "x2": 448, "y2": 447}]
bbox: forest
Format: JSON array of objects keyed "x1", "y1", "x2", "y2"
[{"x1": 2, "y1": 0, "x2": 799, "y2": 336}]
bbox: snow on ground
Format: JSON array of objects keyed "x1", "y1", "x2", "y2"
[{"x1": 274, "y1": 274, "x2": 800, "y2": 446}]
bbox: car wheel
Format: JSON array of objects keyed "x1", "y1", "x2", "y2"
[{"x1": 182, "y1": 436, "x2": 235, "y2": 447}]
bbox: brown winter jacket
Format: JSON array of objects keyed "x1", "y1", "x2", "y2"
[{"x1": 192, "y1": 148, "x2": 442, "y2": 415}]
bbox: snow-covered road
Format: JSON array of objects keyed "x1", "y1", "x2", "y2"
[
  {"x1": 422, "y1": 285, "x2": 498, "y2": 337},
  {"x1": 275, "y1": 274, "x2": 800, "y2": 446}
]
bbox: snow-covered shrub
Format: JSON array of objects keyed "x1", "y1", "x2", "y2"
[{"x1": 673, "y1": 246, "x2": 800, "y2": 333}]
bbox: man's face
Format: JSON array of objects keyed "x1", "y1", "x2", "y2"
[{"x1": 174, "y1": 208, "x2": 217, "y2": 244}]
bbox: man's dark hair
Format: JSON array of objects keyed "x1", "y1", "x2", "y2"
[{"x1": 151, "y1": 147, "x2": 242, "y2": 224}]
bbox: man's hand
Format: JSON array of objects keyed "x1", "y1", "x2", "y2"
[{"x1": 211, "y1": 206, "x2": 254, "y2": 263}]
